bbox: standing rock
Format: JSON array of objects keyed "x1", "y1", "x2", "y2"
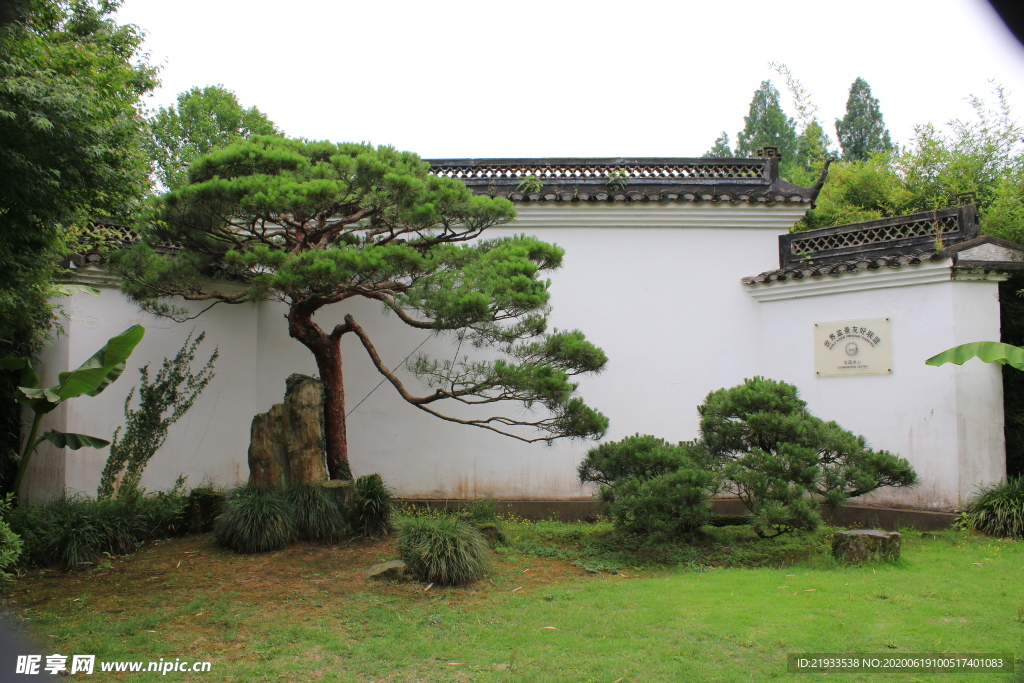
[
  {"x1": 831, "y1": 530, "x2": 901, "y2": 563},
  {"x1": 248, "y1": 374, "x2": 328, "y2": 486}
]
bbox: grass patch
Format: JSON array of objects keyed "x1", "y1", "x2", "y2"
[{"x1": 3, "y1": 521, "x2": 1021, "y2": 681}]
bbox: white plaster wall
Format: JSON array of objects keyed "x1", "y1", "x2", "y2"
[
  {"x1": 207, "y1": 202, "x2": 804, "y2": 501},
  {"x1": 27, "y1": 201, "x2": 1006, "y2": 510},
  {"x1": 21, "y1": 280, "x2": 260, "y2": 502},
  {"x1": 751, "y1": 274, "x2": 1006, "y2": 511}
]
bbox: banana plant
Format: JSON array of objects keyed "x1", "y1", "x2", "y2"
[
  {"x1": 925, "y1": 341, "x2": 1024, "y2": 371},
  {"x1": 1, "y1": 325, "x2": 146, "y2": 496}
]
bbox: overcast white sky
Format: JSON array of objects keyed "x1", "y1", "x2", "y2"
[{"x1": 115, "y1": 0, "x2": 1024, "y2": 160}]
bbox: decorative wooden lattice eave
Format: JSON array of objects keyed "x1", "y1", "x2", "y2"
[
  {"x1": 778, "y1": 205, "x2": 979, "y2": 269},
  {"x1": 744, "y1": 206, "x2": 1024, "y2": 289}
]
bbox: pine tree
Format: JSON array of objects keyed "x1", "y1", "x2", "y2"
[
  {"x1": 112, "y1": 136, "x2": 610, "y2": 481},
  {"x1": 836, "y1": 78, "x2": 893, "y2": 161},
  {"x1": 735, "y1": 81, "x2": 798, "y2": 161}
]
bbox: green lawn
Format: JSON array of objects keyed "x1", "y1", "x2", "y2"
[{"x1": 4, "y1": 522, "x2": 1022, "y2": 682}]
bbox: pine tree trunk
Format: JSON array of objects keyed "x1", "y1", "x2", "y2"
[
  {"x1": 287, "y1": 304, "x2": 353, "y2": 481},
  {"x1": 313, "y1": 342, "x2": 352, "y2": 481}
]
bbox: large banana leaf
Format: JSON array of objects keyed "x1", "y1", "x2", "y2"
[
  {"x1": 54, "y1": 324, "x2": 145, "y2": 399},
  {"x1": 54, "y1": 284, "x2": 101, "y2": 297},
  {"x1": 40, "y1": 430, "x2": 111, "y2": 450},
  {"x1": 925, "y1": 342, "x2": 1024, "y2": 371}
]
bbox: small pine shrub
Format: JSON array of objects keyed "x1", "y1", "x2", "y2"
[
  {"x1": 285, "y1": 483, "x2": 347, "y2": 542},
  {"x1": 608, "y1": 468, "x2": 717, "y2": 538},
  {"x1": 958, "y1": 477, "x2": 1024, "y2": 538},
  {"x1": 398, "y1": 516, "x2": 490, "y2": 586},
  {"x1": 578, "y1": 434, "x2": 704, "y2": 497},
  {"x1": 353, "y1": 474, "x2": 392, "y2": 537},
  {"x1": 699, "y1": 376, "x2": 918, "y2": 537},
  {"x1": 215, "y1": 485, "x2": 296, "y2": 553}
]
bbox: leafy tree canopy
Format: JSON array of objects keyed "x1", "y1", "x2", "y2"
[
  {"x1": 804, "y1": 86, "x2": 1024, "y2": 241},
  {"x1": 0, "y1": 0, "x2": 156, "y2": 492},
  {"x1": 835, "y1": 77, "x2": 893, "y2": 162},
  {"x1": 112, "y1": 136, "x2": 610, "y2": 481},
  {"x1": 144, "y1": 85, "x2": 280, "y2": 192}
]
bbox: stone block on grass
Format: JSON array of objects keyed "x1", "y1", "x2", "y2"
[
  {"x1": 831, "y1": 530, "x2": 901, "y2": 563},
  {"x1": 364, "y1": 560, "x2": 407, "y2": 581}
]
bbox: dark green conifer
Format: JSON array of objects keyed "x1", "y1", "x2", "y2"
[
  {"x1": 735, "y1": 81, "x2": 798, "y2": 161},
  {"x1": 836, "y1": 77, "x2": 894, "y2": 161}
]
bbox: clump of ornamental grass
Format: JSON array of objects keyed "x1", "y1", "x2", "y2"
[
  {"x1": 284, "y1": 482, "x2": 347, "y2": 542},
  {"x1": 353, "y1": 474, "x2": 393, "y2": 537},
  {"x1": 5, "y1": 485, "x2": 188, "y2": 570},
  {"x1": 214, "y1": 485, "x2": 296, "y2": 553},
  {"x1": 397, "y1": 516, "x2": 490, "y2": 586},
  {"x1": 957, "y1": 476, "x2": 1024, "y2": 538}
]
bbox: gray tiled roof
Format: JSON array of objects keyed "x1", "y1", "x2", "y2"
[
  {"x1": 742, "y1": 251, "x2": 942, "y2": 286},
  {"x1": 427, "y1": 157, "x2": 822, "y2": 205},
  {"x1": 743, "y1": 234, "x2": 1024, "y2": 287}
]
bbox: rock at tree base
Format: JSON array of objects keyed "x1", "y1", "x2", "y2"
[
  {"x1": 248, "y1": 374, "x2": 328, "y2": 486},
  {"x1": 364, "y1": 560, "x2": 406, "y2": 581},
  {"x1": 473, "y1": 522, "x2": 507, "y2": 546},
  {"x1": 831, "y1": 530, "x2": 901, "y2": 563},
  {"x1": 323, "y1": 479, "x2": 357, "y2": 507},
  {"x1": 184, "y1": 488, "x2": 226, "y2": 533}
]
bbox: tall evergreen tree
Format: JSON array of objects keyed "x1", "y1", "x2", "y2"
[
  {"x1": 735, "y1": 81, "x2": 798, "y2": 162},
  {"x1": 705, "y1": 132, "x2": 734, "y2": 158},
  {"x1": 836, "y1": 77, "x2": 893, "y2": 161}
]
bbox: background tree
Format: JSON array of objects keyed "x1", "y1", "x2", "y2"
[
  {"x1": 835, "y1": 77, "x2": 893, "y2": 162},
  {"x1": 804, "y1": 86, "x2": 1024, "y2": 240},
  {"x1": 771, "y1": 63, "x2": 836, "y2": 186},
  {"x1": 735, "y1": 81, "x2": 798, "y2": 166},
  {"x1": 704, "y1": 132, "x2": 734, "y2": 158},
  {"x1": 144, "y1": 85, "x2": 280, "y2": 192},
  {"x1": 112, "y1": 135, "x2": 610, "y2": 481},
  {"x1": 0, "y1": 0, "x2": 157, "y2": 493}
]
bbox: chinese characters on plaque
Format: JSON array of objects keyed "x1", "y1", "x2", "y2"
[{"x1": 814, "y1": 317, "x2": 892, "y2": 377}]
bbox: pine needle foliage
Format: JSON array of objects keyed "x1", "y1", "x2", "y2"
[
  {"x1": 353, "y1": 474, "x2": 393, "y2": 538},
  {"x1": 579, "y1": 435, "x2": 719, "y2": 537},
  {"x1": 214, "y1": 485, "x2": 296, "y2": 554},
  {"x1": 284, "y1": 483, "x2": 347, "y2": 542},
  {"x1": 397, "y1": 516, "x2": 490, "y2": 586},
  {"x1": 836, "y1": 77, "x2": 893, "y2": 162},
  {"x1": 958, "y1": 476, "x2": 1024, "y2": 538},
  {"x1": 699, "y1": 377, "x2": 917, "y2": 537},
  {"x1": 111, "y1": 136, "x2": 609, "y2": 482},
  {"x1": 97, "y1": 332, "x2": 218, "y2": 499}
]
